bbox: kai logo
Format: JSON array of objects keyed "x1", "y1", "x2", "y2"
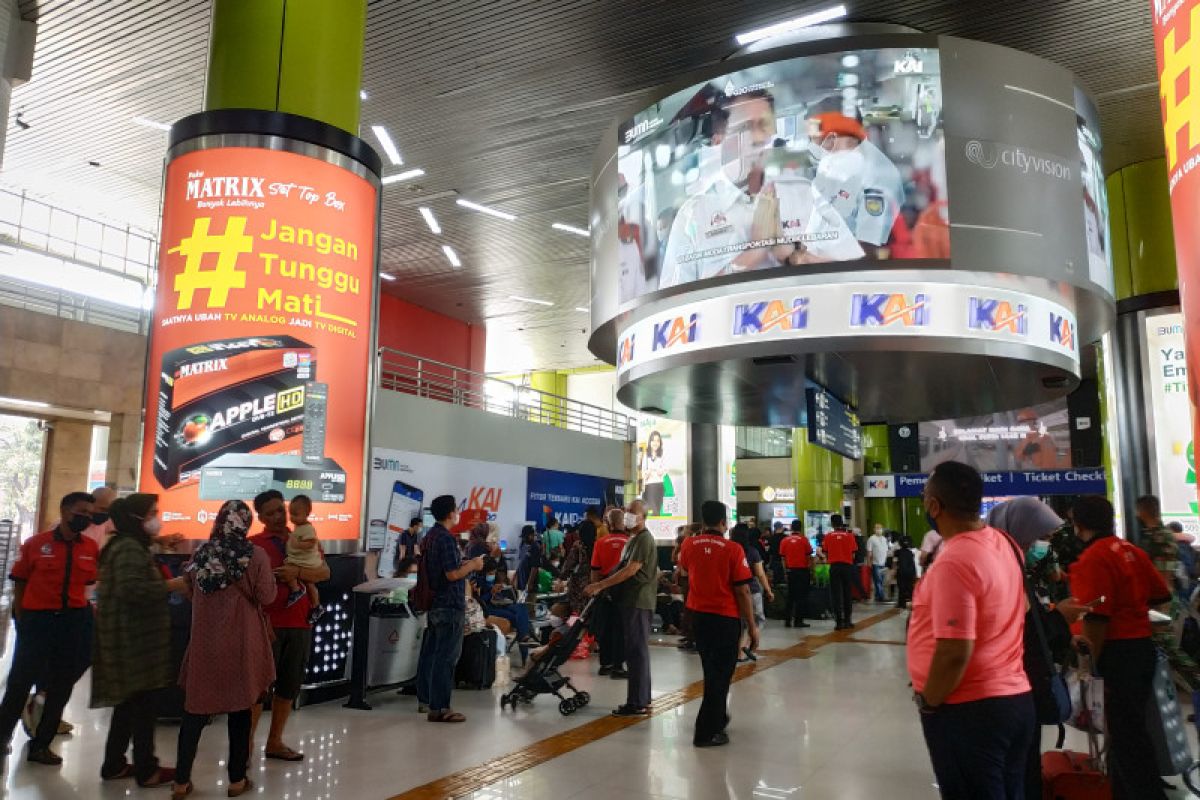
[
  {"x1": 617, "y1": 335, "x2": 636, "y2": 368},
  {"x1": 465, "y1": 487, "x2": 503, "y2": 513},
  {"x1": 968, "y1": 298, "x2": 1027, "y2": 335},
  {"x1": 1050, "y1": 313, "x2": 1075, "y2": 349},
  {"x1": 732, "y1": 298, "x2": 809, "y2": 335},
  {"x1": 868, "y1": 478, "x2": 890, "y2": 490},
  {"x1": 652, "y1": 314, "x2": 699, "y2": 351},
  {"x1": 850, "y1": 293, "x2": 929, "y2": 327}
]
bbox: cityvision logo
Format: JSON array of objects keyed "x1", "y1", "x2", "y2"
[
  {"x1": 652, "y1": 313, "x2": 699, "y2": 352},
  {"x1": 1050, "y1": 313, "x2": 1075, "y2": 350},
  {"x1": 850, "y1": 293, "x2": 929, "y2": 328},
  {"x1": 964, "y1": 139, "x2": 1073, "y2": 182},
  {"x1": 968, "y1": 297, "x2": 1027, "y2": 335},
  {"x1": 617, "y1": 334, "x2": 636, "y2": 368},
  {"x1": 732, "y1": 297, "x2": 809, "y2": 335}
]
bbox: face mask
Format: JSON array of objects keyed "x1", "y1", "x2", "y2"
[
  {"x1": 1028, "y1": 541, "x2": 1050, "y2": 562},
  {"x1": 485, "y1": 575, "x2": 496, "y2": 585},
  {"x1": 721, "y1": 130, "x2": 768, "y2": 187},
  {"x1": 143, "y1": 517, "x2": 163, "y2": 537},
  {"x1": 91, "y1": 512, "x2": 110, "y2": 526},
  {"x1": 624, "y1": 512, "x2": 638, "y2": 530},
  {"x1": 813, "y1": 147, "x2": 866, "y2": 215},
  {"x1": 925, "y1": 510, "x2": 939, "y2": 533},
  {"x1": 67, "y1": 515, "x2": 90, "y2": 534},
  {"x1": 460, "y1": 531, "x2": 470, "y2": 540}
]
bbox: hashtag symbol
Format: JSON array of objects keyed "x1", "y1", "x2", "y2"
[
  {"x1": 169, "y1": 217, "x2": 253, "y2": 310},
  {"x1": 1160, "y1": 5, "x2": 1200, "y2": 169}
]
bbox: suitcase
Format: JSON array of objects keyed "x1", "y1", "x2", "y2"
[
  {"x1": 1041, "y1": 750, "x2": 1111, "y2": 800},
  {"x1": 805, "y1": 584, "x2": 832, "y2": 621},
  {"x1": 455, "y1": 629, "x2": 498, "y2": 689},
  {"x1": 766, "y1": 584, "x2": 789, "y2": 620}
]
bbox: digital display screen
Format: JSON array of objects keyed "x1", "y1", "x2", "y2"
[
  {"x1": 617, "y1": 46, "x2": 947, "y2": 303},
  {"x1": 918, "y1": 399, "x2": 1072, "y2": 473},
  {"x1": 636, "y1": 416, "x2": 689, "y2": 540},
  {"x1": 806, "y1": 387, "x2": 863, "y2": 460}
]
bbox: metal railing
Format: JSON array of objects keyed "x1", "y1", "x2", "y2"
[{"x1": 377, "y1": 348, "x2": 634, "y2": 442}]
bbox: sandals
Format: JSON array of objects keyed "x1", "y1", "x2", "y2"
[
  {"x1": 228, "y1": 778, "x2": 254, "y2": 797},
  {"x1": 264, "y1": 747, "x2": 304, "y2": 762},
  {"x1": 427, "y1": 710, "x2": 467, "y2": 723}
]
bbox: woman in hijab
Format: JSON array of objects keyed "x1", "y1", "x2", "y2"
[
  {"x1": 560, "y1": 519, "x2": 597, "y2": 613},
  {"x1": 172, "y1": 500, "x2": 276, "y2": 799},
  {"x1": 466, "y1": 522, "x2": 492, "y2": 561},
  {"x1": 93, "y1": 493, "x2": 185, "y2": 787}
]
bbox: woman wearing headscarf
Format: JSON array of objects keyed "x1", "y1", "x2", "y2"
[
  {"x1": 93, "y1": 493, "x2": 184, "y2": 787},
  {"x1": 560, "y1": 519, "x2": 597, "y2": 613},
  {"x1": 171, "y1": 500, "x2": 276, "y2": 799},
  {"x1": 466, "y1": 522, "x2": 492, "y2": 561}
]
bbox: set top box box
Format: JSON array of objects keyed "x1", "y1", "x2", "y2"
[{"x1": 154, "y1": 336, "x2": 318, "y2": 488}]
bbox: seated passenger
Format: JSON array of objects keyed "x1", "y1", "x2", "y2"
[
  {"x1": 475, "y1": 559, "x2": 537, "y2": 644},
  {"x1": 529, "y1": 602, "x2": 573, "y2": 664}
]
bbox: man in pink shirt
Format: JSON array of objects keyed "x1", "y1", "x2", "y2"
[{"x1": 907, "y1": 461, "x2": 1033, "y2": 799}]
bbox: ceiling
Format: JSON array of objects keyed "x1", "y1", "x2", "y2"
[{"x1": 0, "y1": 0, "x2": 1165, "y2": 373}]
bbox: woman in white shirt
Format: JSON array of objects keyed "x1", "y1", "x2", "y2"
[{"x1": 640, "y1": 431, "x2": 667, "y2": 516}]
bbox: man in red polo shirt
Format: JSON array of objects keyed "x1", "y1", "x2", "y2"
[
  {"x1": 822, "y1": 515, "x2": 858, "y2": 630},
  {"x1": 248, "y1": 490, "x2": 329, "y2": 763},
  {"x1": 590, "y1": 508, "x2": 629, "y2": 677},
  {"x1": 679, "y1": 500, "x2": 756, "y2": 748},
  {"x1": 0, "y1": 491, "x2": 99, "y2": 768},
  {"x1": 779, "y1": 519, "x2": 813, "y2": 629}
]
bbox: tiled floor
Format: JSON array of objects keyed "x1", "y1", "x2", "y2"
[{"x1": 0, "y1": 606, "x2": 1196, "y2": 799}]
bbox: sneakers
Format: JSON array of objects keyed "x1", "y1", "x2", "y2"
[
  {"x1": 609, "y1": 667, "x2": 629, "y2": 680},
  {"x1": 285, "y1": 588, "x2": 306, "y2": 608},
  {"x1": 694, "y1": 732, "x2": 730, "y2": 748}
]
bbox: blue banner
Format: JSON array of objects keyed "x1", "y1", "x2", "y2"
[
  {"x1": 525, "y1": 467, "x2": 624, "y2": 530},
  {"x1": 892, "y1": 468, "x2": 1106, "y2": 498}
]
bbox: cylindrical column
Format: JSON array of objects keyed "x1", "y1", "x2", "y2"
[
  {"x1": 792, "y1": 429, "x2": 842, "y2": 523},
  {"x1": 690, "y1": 423, "x2": 720, "y2": 521},
  {"x1": 862, "y1": 425, "x2": 902, "y2": 532}
]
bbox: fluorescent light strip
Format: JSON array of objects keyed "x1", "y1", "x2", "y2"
[
  {"x1": 131, "y1": 116, "x2": 171, "y2": 131},
  {"x1": 380, "y1": 272, "x2": 397, "y2": 281},
  {"x1": 0, "y1": 397, "x2": 49, "y2": 408},
  {"x1": 456, "y1": 198, "x2": 517, "y2": 221},
  {"x1": 1003, "y1": 84, "x2": 1075, "y2": 112},
  {"x1": 552, "y1": 222, "x2": 590, "y2": 237},
  {"x1": 575, "y1": 306, "x2": 590, "y2": 312},
  {"x1": 419, "y1": 207, "x2": 441, "y2": 234},
  {"x1": 360, "y1": 90, "x2": 369, "y2": 100},
  {"x1": 734, "y1": 4, "x2": 848, "y2": 45},
  {"x1": 509, "y1": 295, "x2": 553, "y2": 307},
  {"x1": 381, "y1": 168, "x2": 425, "y2": 185},
  {"x1": 442, "y1": 245, "x2": 461, "y2": 267},
  {"x1": 370, "y1": 125, "x2": 403, "y2": 165}
]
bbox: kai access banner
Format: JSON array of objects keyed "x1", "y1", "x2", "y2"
[
  {"x1": 140, "y1": 146, "x2": 377, "y2": 540},
  {"x1": 1153, "y1": 1, "x2": 1200, "y2": 517}
]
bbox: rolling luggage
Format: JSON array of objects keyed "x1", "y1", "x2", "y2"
[
  {"x1": 805, "y1": 584, "x2": 832, "y2": 621},
  {"x1": 455, "y1": 628, "x2": 498, "y2": 689},
  {"x1": 1041, "y1": 750, "x2": 1111, "y2": 800}
]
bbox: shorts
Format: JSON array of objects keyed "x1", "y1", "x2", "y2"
[
  {"x1": 271, "y1": 627, "x2": 312, "y2": 701},
  {"x1": 751, "y1": 592, "x2": 766, "y2": 628}
]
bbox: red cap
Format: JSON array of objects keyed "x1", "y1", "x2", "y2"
[{"x1": 812, "y1": 112, "x2": 867, "y2": 141}]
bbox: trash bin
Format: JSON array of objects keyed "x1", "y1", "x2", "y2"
[{"x1": 365, "y1": 600, "x2": 421, "y2": 688}]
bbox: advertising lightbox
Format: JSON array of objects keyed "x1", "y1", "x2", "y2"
[
  {"x1": 918, "y1": 398, "x2": 1072, "y2": 473},
  {"x1": 636, "y1": 415, "x2": 689, "y2": 540},
  {"x1": 1144, "y1": 312, "x2": 1199, "y2": 533},
  {"x1": 140, "y1": 146, "x2": 377, "y2": 540}
]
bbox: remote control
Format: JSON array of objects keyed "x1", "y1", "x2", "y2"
[{"x1": 302, "y1": 381, "x2": 328, "y2": 463}]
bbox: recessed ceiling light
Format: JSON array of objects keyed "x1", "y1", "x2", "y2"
[
  {"x1": 0, "y1": 397, "x2": 49, "y2": 408},
  {"x1": 131, "y1": 116, "x2": 171, "y2": 131},
  {"x1": 370, "y1": 125, "x2": 403, "y2": 165},
  {"x1": 419, "y1": 207, "x2": 441, "y2": 234},
  {"x1": 552, "y1": 223, "x2": 590, "y2": 237},
  {"x1": 509, "y1": 295, "x2": 553, "y2": 307},
  {"x1": 575, "y1": 306, "x2": 590, "y2": 312},
  {"x1": 360, "y1": 90, "x2": 369, "y2": 100},
  {"x1": 380, "y1": 272, "x2": 396, "y2": 281},
  {"x1": 456, "y1": 198, "x2": 517, "y2": 221},
  {"x1": 381, "y1": 168, "x2": 425, "y2": 185},
  {"x1": 442, "y1": 245, "x2": 461, "y2": 268},
  {"x1": 734, "y1": 4, "x2": 848, "y2": 45}
]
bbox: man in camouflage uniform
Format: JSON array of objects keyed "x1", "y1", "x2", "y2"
[{"x1": 1136, "y1": 495, "x2": 1200, "y2": 694}]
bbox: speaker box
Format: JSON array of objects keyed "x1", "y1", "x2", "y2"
[{"x1": 889, "y1": 423, "x2": 920, "y2": 473}]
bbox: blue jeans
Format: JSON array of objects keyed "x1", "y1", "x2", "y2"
[
  {"x1": 416, "y1": 607, "x2": 465, "y2": 713},
  {"x1": 872, "y1": 565, "x2": 886, "y2": 601},
  {"x1": 920, "y1": 692, "x2": 1035, "y2": 800}
]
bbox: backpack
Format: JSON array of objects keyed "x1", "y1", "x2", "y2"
[{"x1": 411, "y1": 530, "x2": 441, "y2": 612}]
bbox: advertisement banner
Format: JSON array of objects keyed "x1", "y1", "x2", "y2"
[
  {"x1": 139, "y1": 146, "x2": 377, "y2": 540},
  {"x1": 617, "y1": 46, "x2": 947, "y2": 304},
  {"x1": 1152, "y1": 0, "x2": 1200, "y2": 518},
  {"x1": 1145, "y1": 312, "x2": 1199, "y2": 532},
  {"x1": 867, "y1": 469, "x2": 1106, "y2": 499},
  {"x1": 719, "y1": 425, "x2": 738, "y2": 521},
  {"x1": 525, "y1": 468, "x2": 624, "y2": 531},
  {"x1": 636, "y1": 416, "x2": 689, "y2": 540}
]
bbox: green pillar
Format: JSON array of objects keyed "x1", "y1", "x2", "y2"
[
  {"x1": 528, "y1": 371, "x2": 569, "y2": 428},
  {"x1": 205, "y1": 0, "x2": 366, "y2": 134},
  {"x1": 862, "y1": 424, "x2": 903, "y2": 532},
  {"x1": 1107, "y1": 159, "x2": 1179, "y2": 300},
  {"x1": 792, "y1": 428, "x2": 842, "y2": 521}
]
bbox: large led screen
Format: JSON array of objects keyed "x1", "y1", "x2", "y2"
[
  {"x1": 918, "y1": 399, "x2": 1072, "y2": 473},
  {"x1": 140, "y1": 146, "x2": 377, "y2": 540},
  {"x1": 1145, "y1": 312, "x2": 1199, "y2": 533},
  {"x1": 617, "y1": 47, "x2": 947, "y2": 304},
  {"x1": 636, "y1": 415, "x2": 689, "y2": 540}
]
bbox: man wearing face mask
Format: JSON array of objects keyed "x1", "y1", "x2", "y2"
[
  {"x1": 591, "y1": 508, "x2": 630, "y2": 677},
  {"x1": 616, "y1": 173, "x2": 650, "y2": 302},
  {"x1": 0, "y1": 492, "x2": 100, "y2": 768},
  {"x1": 865, "y1": 524, "x2": 890, "y2": 603},
  {"x1": 908, "y1": 462, "x2": 1033, "y2": 800},
  {"x1": 585, "y1": 500, "x2": 657, "y2": 716}
]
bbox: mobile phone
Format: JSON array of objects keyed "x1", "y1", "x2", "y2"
[{"x1": 379, "y1": 481, "x2": 424, "y2": 578}]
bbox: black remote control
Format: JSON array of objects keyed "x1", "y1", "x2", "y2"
[{"x1": 302, "y1": 381, "x2": 328, "y2": 463}]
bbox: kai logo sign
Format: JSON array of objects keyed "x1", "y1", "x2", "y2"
[
  {"x1": 1050, "y1": 313, "x2": 1075, "y2": 350},
  {"x1": 850, "y1": 293, "x2": 929, "y2": 328},
  {"x1": 968, "y1": 298, "x2": 1027, "y2": 335},
  {"x1": 732, "y1": 298, "x2": 809, "y2": 335},
  {"x1": 617, "y1": 335, "x2": 636, "y2": 368},
  {"x1": 465, "y1": 486, "x2": 503, "y2": 514},
  {"x1": 652, "y1": 314, "x2": 699, "y2": 352}
]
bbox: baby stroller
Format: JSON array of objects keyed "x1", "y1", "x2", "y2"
[{"x1": 500, "y1": 598, "x2": 595, "y2": 716}]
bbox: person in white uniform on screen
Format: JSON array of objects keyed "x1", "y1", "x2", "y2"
[
  {"x1": 808, "y1": 112, "x2": 904, "y2": 252},
  {"x1": 657, "y1": 90, "x2": 861, "y2": 290},
  {"x1": 616, "y1": 173, "x2": 651, "y2": 300}
]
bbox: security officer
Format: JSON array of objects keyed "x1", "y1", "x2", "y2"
[
  {"x1": 822, "y1": 514, "x2": 859, "y2": 630},
  {"x1": 0, "y1": 491, "x2": 99, "y2": 768}
]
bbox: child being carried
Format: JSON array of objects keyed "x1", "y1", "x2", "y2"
[{"x1": 286, "y1": 495, "x2": 323, "y2": 622}]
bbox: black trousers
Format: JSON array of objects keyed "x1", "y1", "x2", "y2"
[
  {"x1": 175, "y1": 709, "x2": 252, "y2": 786},
  {"x1": 102, "y1": 690, "x2": 161, "y2": 781},
  {"x1": 692, "y1": 611, "x2": 741, "y2": 744},
  {"x1": 896, "y1": 571, "x2": 916, "y2": 608},
  {"x1": 829, "y1": 563, "x2": 856, "y2": 626},
  {"x1": 595, "y1": 598, "x2": 625, "y2": 669},
  {"x1": 0, "y1": 607, "x2": 92, "y2": 752},
  {"x1": 785, "y1": 568, "x2": 811, "y2": 624},
  {"x1": 1098, "y1": 638, "x2": 1168, "y2": 800},
  {"x1": 920, "y1": 692, "x2": 1035, "y2": 800}
]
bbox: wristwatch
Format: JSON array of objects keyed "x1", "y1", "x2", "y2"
[{"x1": 913, "y1": 692, "x2": 939, "y2": 715}]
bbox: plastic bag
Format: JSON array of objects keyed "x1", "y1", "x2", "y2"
[
  {"x1": 1067, "y1": 665, "x2": 1104, "y2": 734},
  {"x1": 571, "y1": 633, "x2": 595, "y2": 660}
]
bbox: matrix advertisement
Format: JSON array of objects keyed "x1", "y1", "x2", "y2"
[
  {"x1": 139, "y1": 146, "x2": 377, "y2": 540},
  {"x1": 1145, "y1": 312, "x2": 1199, "y2": 533},
  {"x1": 636, "y1": 416, "x2": 689, "y2": 540}
]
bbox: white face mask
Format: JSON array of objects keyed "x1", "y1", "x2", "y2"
[
  {"x1": 813, "y1": 147, "x2": 866, "y2": 216},
  {"x1": 624, "y1": 512, "x2": 639, "y2": 530},
  {"x1": 143, "y1": 517, "x2": 162, "y2": 537}
]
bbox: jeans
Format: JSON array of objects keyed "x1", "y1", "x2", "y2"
[
  {"x1": 920, "y1": 692, "x2": 1035, "y2": 800},
  {"x1": 785, "y1": 569, "x2": 811, "y2": 625},
  {"x1": 102, "y1": 690, "x2": 161, "y2": 781},
  {"x1": 485, "y1": 604, "x2": 531, "y2": 639},
  {"x1": 692, "y1": 612, "x2": 741, "y2": 744},
  {"x1": 417, "y1": 607, "x2": 465, "y2": 712},
  {"x1": 619, "y1": 606, "x2": 652, "y2": 708},
  {"x1": 595, "y1": 597, "x2": 625, "y2": 669},
  {"x1": 829, "y1": 563, "x2": 855, "y2": 626},
  {"x1": 871, "y1": 565, "x2": 886, "y2": 601},
  {"x1": 0, "y1": 607, "x2": 92, "y2": 752},
  {"x1": 175, "y1": 709, "x2": 251, "y2": 785},
  {"x1": 1098, "y1": 638, "x2": 1168, "y2": 800}
]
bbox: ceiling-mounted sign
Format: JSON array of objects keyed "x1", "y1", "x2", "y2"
[
  {"x1": 761, "y1": 485, "x2": 796, "y2": 503},
  {"x1": 806, "y1": 387, "x2": 863, "y2": 460}
]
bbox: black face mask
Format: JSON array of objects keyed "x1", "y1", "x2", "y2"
[
  {"x1": 91, "y1": 512, "x2": 110, "y2": 526},
  {"x1": 925, "y1": 511, "x2": 939, "y2": 533},
  {"x1": 67, "y1": 515, "x2": 91, "y2": 534}
]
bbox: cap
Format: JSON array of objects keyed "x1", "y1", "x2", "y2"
[{"x1": 811, "y1": 112, "x2": 866, "y2": 141}]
